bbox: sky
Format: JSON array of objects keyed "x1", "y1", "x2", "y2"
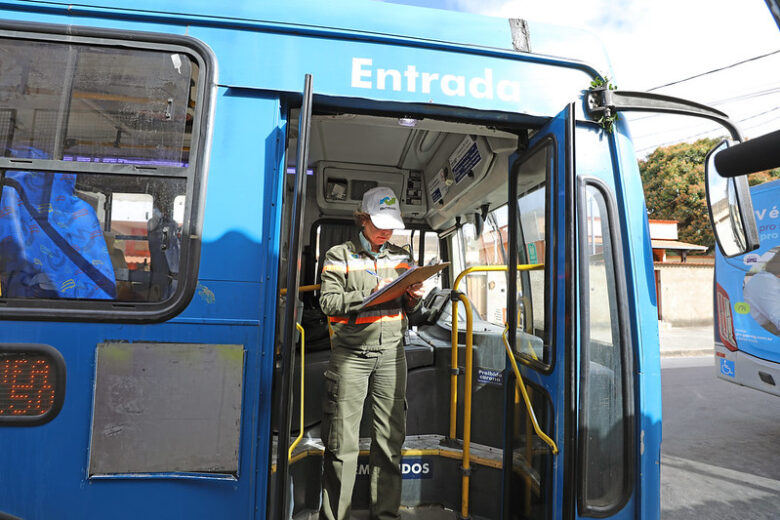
[{"x1": 377, "y1": 0, "x2": 780, "y2": 157}]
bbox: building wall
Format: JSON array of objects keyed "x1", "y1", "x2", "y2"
[{"x1": 656, "y1": 263, "x2": 714, "y2": 326}]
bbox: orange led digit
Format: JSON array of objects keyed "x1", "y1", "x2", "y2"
[{"x1": 0, "y1": 344, "x2": 65, "y2": 425}]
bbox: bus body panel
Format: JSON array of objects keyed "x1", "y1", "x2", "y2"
[
  {"x1": 611, "y1": 120, "x2": 663, "y2": 520},
  {"x1": 714, "y1": 179, "x2": 780, "y2": 395},
  {"x1": 0, "y1": 2, "x2": 664, "y2": 519},
  {"x1": 574, "y1": 118, "x2": 656, "y2": 519},
  {"x1": 0, "y1": 61, "x2": 288, "y2": 520},
  {"x1": 0, "y1": 2, "x2": 602, "y2": 118},
  {"x1": 0, "y1": 0, "x2": 611, "y2": 74},
  {"x1": 0, "y1": 322, "x2": 262, "y2": 518}
]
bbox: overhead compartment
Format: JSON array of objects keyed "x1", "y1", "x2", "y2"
[
  {"x1": 315, "y1": 161, "x2": 427, "y2": 219},
  {"x1": 423, "y1": 134, "x2": 515, "y2": 230}
]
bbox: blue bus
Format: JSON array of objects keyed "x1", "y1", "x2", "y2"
[
  {"x1": 0, "y1": 1, "x2": 759, "y2": 519},
  {"x1": 713, "y1": 178, "x2": 780, "y2": 395}
]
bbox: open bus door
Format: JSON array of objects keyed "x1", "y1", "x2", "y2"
[
  {"x1": 272, "y1": 74, "x2": 314, "y2": 520},
  {"x1": 506, "y1": 103, "x2": 639, "y2": 519}
]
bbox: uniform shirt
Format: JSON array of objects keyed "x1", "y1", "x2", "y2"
[{"x1": 320, "y1": 234, "x2": 421, "y2": 351}]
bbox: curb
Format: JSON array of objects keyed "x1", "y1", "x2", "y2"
[{"x1": 660, "y1": 348, "x2": 714, "y2": 358}]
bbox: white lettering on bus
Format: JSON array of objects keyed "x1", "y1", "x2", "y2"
[
  {"x1": 421, "y1": 72, "x2": 440, "y2": 94},
  {"x1": 377, "y1": 68, "x2": 402, "y2": 91},
  {"x1": 351, "y1": 58, "x2": 373, "y2": 88},
  {"x1": 356, "y1": 461, "x2": 431, "y2": 475},
  {"x1": 469, "y1": 68, "x2": 493, "y2": 99},
  {"x1": 441, "y1": 74, "x2": 465, "y2": 96},
  {"x1": 404, "y1": 65, "x2": 419, "y2": 92},
  {"x1": 351, "y1": 58, "x2": 520, "y2": 102}
]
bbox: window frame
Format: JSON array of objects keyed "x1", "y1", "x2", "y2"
[
  {"x1": 575, "y1": 176, "x2": 635, "y2": 517},
  {"x1": 0, "y1": 21, "x2": 215, "y2": 323},
  {"x1": 509, "y1": 136, "x2": 556, "y2": 373}
]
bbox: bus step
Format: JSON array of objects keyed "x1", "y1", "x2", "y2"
[{"x1": 292, "y1": 505, "x2": 473, "y2": 519}]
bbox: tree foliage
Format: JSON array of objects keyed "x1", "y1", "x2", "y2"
[
  {"x1": 639, "y1": 138, "x2": 719, "y2": 250},
  {"x1": 639, "y1": 138, "x2": 780, "y2": 251}
]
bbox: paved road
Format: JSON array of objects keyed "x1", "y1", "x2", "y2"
[{"x1": 661, "y1": 356, "x2": 780, "y2": 519}]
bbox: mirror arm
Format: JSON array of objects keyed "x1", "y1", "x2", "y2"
[{"x1": 586, "y1": 88, "x2": 743, "y2": 141}]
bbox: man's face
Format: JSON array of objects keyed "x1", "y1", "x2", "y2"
[{"x1": 363, "y1": 218, "x2": 393, "y2": 248}]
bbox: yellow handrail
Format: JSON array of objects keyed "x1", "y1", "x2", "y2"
[
  {"x1": 502, "y1": 325, "x2": 558, "y2": 454},
  {"x1": 457, "y1": 293, "x2": 474, "y2": 519},
  {"x1": 280, "y1": 284, "x2": 321, "y2": 296},
  {"x1": 453, "y1": 264, "x2": 544, "y2": 290},
  {"x1": 449, "y1": 264, "x2": 543, "y2": 519},
  {"x1": 288, "y1": 323, "x2": 306, "y2": 460},
  {"x1": 449, "y1": 264, "x2": 543, "y2": 438}
]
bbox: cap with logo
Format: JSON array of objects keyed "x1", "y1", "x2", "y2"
[{"x1": 361, "y1": 187, "x2": 404, "y2": 230}]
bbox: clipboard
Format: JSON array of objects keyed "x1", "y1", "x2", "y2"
[{"x1": 360, "y1": 262, "x2": 450, "y2": 309}]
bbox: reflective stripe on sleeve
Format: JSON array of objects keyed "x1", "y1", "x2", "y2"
[
  {"x1": 354, "y1": 309, "x2": 403, "y2": 324},
  {"x1": 329, "y1": 309, "x2": 404, "y2": 325},
  {"x1": 322, "y1": 263, "x2": 347, "y2": 273}
]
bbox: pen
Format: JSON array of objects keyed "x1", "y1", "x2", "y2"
[{"x1": 365, "y1": 270, "x2": 383, "y2": 279}]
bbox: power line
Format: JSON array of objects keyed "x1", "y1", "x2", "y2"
[
  {"x1": 636, "y1": 117, "x2": 778, "y2": 154},
  {"x1": 708, "y1": 86, "x2": 780, "y2": 105},
  {"x1": 633, "y1": 105, "x2": 780, "y2": 142},
  {"x1": 635, "y1": 106, "x2": 780, "y2": 153},
  {"x1": 647, "y1": 49, "x2": 780, "y2": 91}
]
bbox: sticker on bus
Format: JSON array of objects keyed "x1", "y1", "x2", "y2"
[
  {"x1": 720, "y1": 358, "x2": 736, "y2": 378},
  {"x1": 477, "y1": 368, "x2": 503, "y2": 386}
]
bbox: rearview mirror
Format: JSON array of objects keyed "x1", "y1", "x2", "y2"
[
  {"x1": 705, "y1": 140, "x2": 760, "y2": 257},
  {"x1": 473, "y1": 211, "x2": 484, "y2": 237}
]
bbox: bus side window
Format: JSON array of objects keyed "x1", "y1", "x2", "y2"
[
  {"x1": 578, "y1": 182, "x2": 633, "y2": 511},
  {"x1": 0, "y1": 34, "x2": 209, "y2": 318}
]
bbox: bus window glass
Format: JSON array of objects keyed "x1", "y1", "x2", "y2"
[
  {"x1": 580, "y1": 184, "x2": 626, "y2": 508},
  {"x1": 387, "y1": 228, "x2": 416, "y2": 254},
  {"x1": 420, "y1": 231, "x2": 442, "y2": 294},
  {"x1": 515, "y1": 144, "x2": 550, "y2": 363},
  {"x1": 0, "y1": 38, "x2": 197, "y2": 166},
  {"x1": 0, "y1": 171, "x2": 185, "y2": 302},
  {"x1": 0, "y1": 35, "x2": 204, "y2": 315},
  {"x1": 451, "y1": 206, "x2": 509, "y2": 326}
]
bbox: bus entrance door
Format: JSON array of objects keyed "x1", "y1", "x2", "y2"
[
  {"x1": 506, "y1": 104, "x2": 641, "y2": 519},
  {"x1": 505, "y1": 105, "x2": 572, "y2": 520}
]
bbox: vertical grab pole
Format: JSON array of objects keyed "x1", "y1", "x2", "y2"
[
  {"x1": 458, "y1": 292, "x2": 474, "y2": 520},
  {"x1": 273, "y1": 74, "x2": 313, "y2": 520},
  {"x1": 288, "y1": 323, "x2": 306, "y2": 460},
  {"x1": 524, "y1": 386, "x2": 534, "y2": 515},
  {"x1": 449, "y1": 294, "x2": 460, "y2": 440}
]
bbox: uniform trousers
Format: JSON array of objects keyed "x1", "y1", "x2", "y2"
[{"x1": 319, "y1": 342, "x2": 407, "y2": 520}]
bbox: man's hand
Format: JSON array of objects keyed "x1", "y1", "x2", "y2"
[
  {"x1": 372, "y1": 278, "x2": 393, "y2": 293},
  {"x1": 405, "y1": 282, "x2": 424, "y2": 302}
]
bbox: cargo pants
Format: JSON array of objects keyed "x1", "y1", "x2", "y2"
[{"x1": 319, "y1": 341, "x2": 407, "y2": 520}]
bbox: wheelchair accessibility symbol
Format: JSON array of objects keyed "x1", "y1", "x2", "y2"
[{"x1": 720, "y1": 358, "x2": 735, "y2": 378}]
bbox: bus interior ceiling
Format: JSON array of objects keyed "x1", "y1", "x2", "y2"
[
  {"x1": 275, "y1": 109, "x2": 552, "y2": 518},
  {"x1": 284, "y1": 110, "x2": 522, "y2": 256}
]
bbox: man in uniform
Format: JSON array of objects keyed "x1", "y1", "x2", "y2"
[{"x1": 319, "y1": 187, "x2": 424, "y2": 520}]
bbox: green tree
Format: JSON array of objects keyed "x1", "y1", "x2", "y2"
[
  {"x1": 639, "y1": 138, "x2": 719, "y2": 250},
  {"x1": 639, "y1": 138, "x2": 780, "y2": 251}
]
